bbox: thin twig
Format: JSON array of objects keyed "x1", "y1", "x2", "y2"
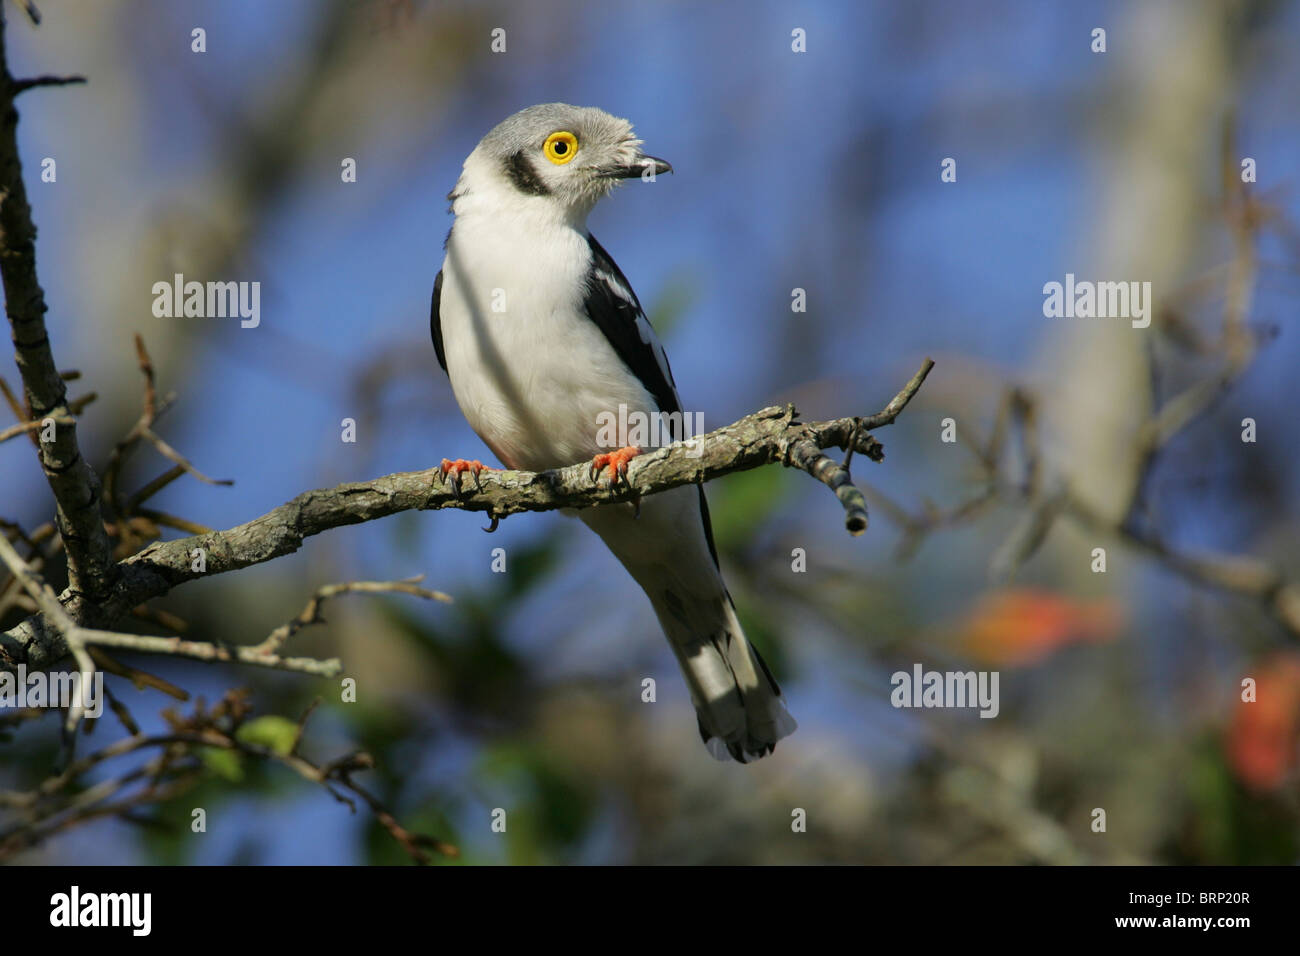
[
  {"x1": 0, "y1": 413, "x2": 73, "y2": 444},
  {"x1": 250, "y1": 575, "x2": 452, "y2": 657}
]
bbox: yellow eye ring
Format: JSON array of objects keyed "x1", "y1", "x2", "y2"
[{"x1": 543, "y1": 131, "x2": 578, "y2": 165}]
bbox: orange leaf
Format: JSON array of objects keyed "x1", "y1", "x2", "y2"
[
  {"x1": 956, "y1": 589, "x2": 1122, "y2": 667},
  {"x1": 1226, "y1": 653, "x2": 1300, "y2": 792}
]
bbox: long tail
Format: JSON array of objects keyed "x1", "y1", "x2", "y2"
[
  {"x1": 579, "y1": 484, "x2": 796, "y2": 762},
  {"x1": 649, "y1": 587, "x2": 797, "y2": 762}
]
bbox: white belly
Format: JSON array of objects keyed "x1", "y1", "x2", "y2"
[{"x1": 438, "y1": 219, "x2": 656, "y2": 472}]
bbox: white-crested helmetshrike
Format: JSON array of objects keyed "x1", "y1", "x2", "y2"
[{"x1": 431, "y1": 104, "x2": 795, "y2": 761}]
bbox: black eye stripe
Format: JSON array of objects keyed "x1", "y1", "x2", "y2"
[{"x1": 504, "y1": 150, "x2": 550, "y2": 196}]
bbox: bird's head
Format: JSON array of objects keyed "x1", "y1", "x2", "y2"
[{"x1": 452, "y1": 104, "x2": 671, "y2": 222}]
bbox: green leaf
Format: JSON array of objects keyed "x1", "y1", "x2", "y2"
[
  {"x1": 235, "y1": 715, "x2": 299, "y2": 756},
  {"x1": 200, "y1": 746, "x2": 244, "y2": 782}
]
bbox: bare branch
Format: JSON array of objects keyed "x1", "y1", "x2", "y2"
[
  {"x1": 2, "y1": 362, "x2": 934, "y2": 673},
  {"x1": 138, "y1": 427, "x2": 234, "y2": 488},
  {"x1": 103, "y1": 335, "x2": 232, "y2": 521},
  {"x1": 124, "y1": 464, "x2": 187, "y2": 511},
  {"x1": 0, "y1": 532, "x2": 94, "y2": 735},
  {"x1": 10, "y1": 74, "x2": 85, "y2": 95},
  {"x1": 71, "y1": 630, "x2": 343, "y2": 677},
  {"x1": 249, "y1": 575, "x2": 452, "y2": 658},
  {"x1": 771, "y1": 360, "x2": 932, "y2": 536},
  {"x1": 0, "y1": 412, "x2": 73, "y2": 444},
  {"x1": 858, "y1": 358, "x2": 935, "y2": 430},
  {"x1": 0, "y1": 9, "x2": 117, "y2": 609},
  {"x1": 787, "y1": 441, "x2": 872, "y2": 535}
]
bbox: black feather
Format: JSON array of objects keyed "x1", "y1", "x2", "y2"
[
  {"x1": 503, "y1": 150, "x2": 550, "y2": 197},
  {"x1": 583, "y1": 233, "x2": 721, "y2": 571},
  {"x1": 430, "y1": 269, "x2": 446, "y2": 373},
  {"x1": 582, "y1": 233, "x2": 679, "y2": 416}
]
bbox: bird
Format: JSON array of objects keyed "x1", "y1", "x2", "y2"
[{"x1": 430, "y1": 104, "x2": 795, "y2": 761}]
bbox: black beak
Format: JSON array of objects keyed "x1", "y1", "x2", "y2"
[{"x1": 598, "y1": 155, "x2": 673, "y2": 179}]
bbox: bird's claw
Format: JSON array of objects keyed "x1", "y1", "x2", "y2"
[
  {"x1": 589, "y1": 446, "x2": 641, "y2": 488},
  {"x1": 438, "y1": 458, "x2": 493, "y2": 499}
]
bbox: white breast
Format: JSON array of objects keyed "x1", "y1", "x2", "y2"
[{"x1": 438, "y1": 208, "x2": 657, "y2": 473}]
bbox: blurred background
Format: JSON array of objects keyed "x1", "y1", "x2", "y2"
[{"x1": 2, "y1": 0, "x2": 1299, "y2": 864}]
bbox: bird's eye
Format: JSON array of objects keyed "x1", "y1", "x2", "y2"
[{"x1": 543, "y1": 131, "x2": 578, "y2": 165}]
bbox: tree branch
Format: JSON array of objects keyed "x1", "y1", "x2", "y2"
[
  {"x1": 0, "y1": 7, "x2": 116, "y2": 611},
  {"x1": 1, "y1": 359, "x2": 934, "y2": 673}
]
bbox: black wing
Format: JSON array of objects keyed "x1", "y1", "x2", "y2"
[
  {"x1": 430, "y1": 269, "x2": 446, "y2": 374},
  {"x1": 583, "y1": 234, "x2": 722, "y2": 571},
  {"x1": 583, "y1": 233, "x2": 680, "y2": 416}
]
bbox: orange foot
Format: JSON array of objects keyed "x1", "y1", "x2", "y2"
[
  {"x1": 438, "y1": 458, "x2": 495, "y2": 497},
  {"x1": 590, "y1": 446, "x2": 641, "y2": 486}
]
